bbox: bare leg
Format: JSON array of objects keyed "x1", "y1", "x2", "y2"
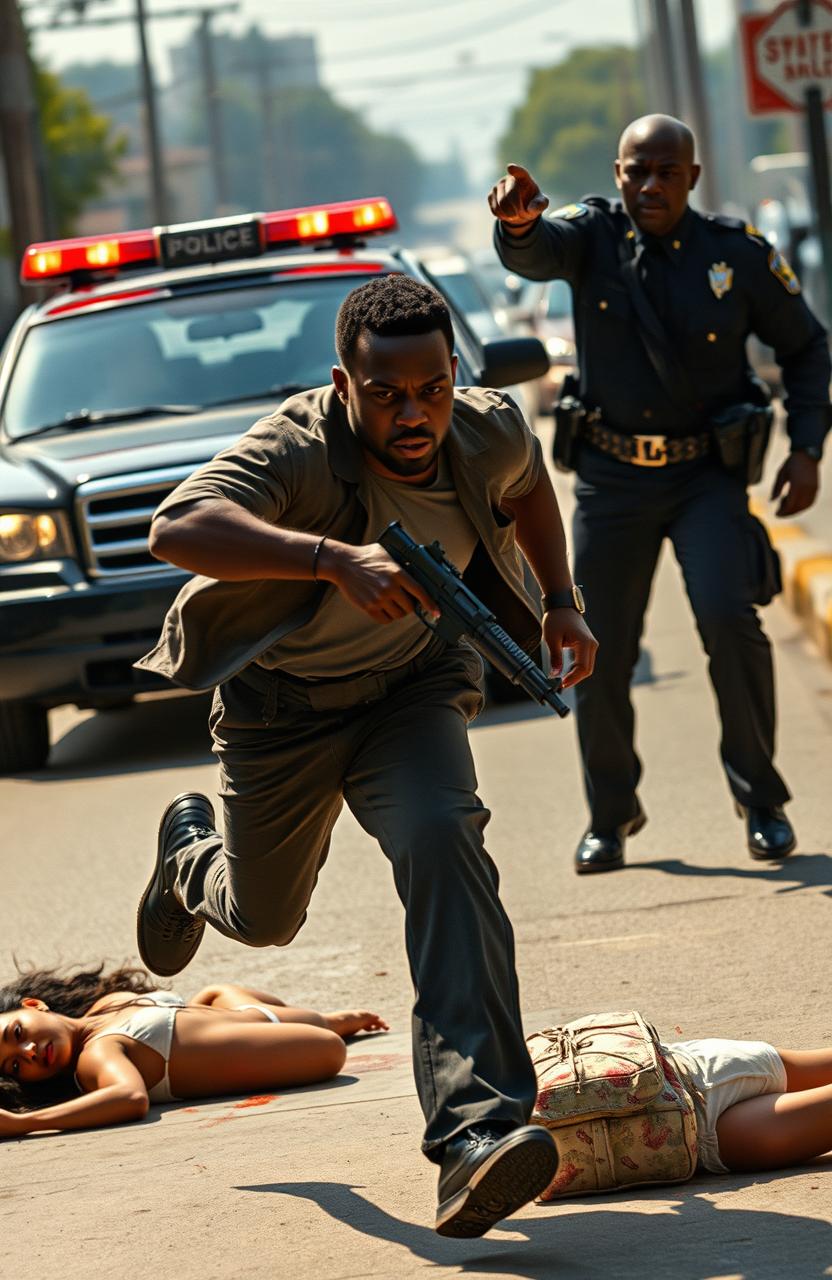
[
  {"x1": 777, "y1": 1048, "x2": 832, "y2": 1092},
  {"x1": 716, "y1": 1083, "x2": 832, "y2": 1171},
  {"x1": 187, "y1": 984, "x2": 388, "y2": 1036}
]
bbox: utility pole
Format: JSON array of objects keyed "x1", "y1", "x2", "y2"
[
  {"x1": 646, "y1": 0, "x2": 681, "y2": 116},
  {"x1": 677, "y1": 0, "x2": 719, "y2": 210},
  {"x1": 27, "y1": 3, "x2": 238, "y2": 226},
  {"x1": 198, "y1": 10, "x2": 229, "y2": 212},
  {"x1": 135, "y1": 0, "x2": 168, "y2": 224},
  {"x1": 255, "y1": 43, "x2": 277, "y2": 208},
  {"x1": 797, "y1": 0, "x2": 832, "y2": 319},
  {"x1": 0, "y1": 0, "x2": 48, "y2": 302}
]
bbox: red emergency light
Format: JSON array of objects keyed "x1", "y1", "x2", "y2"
[
  {"x1": 21, "y1": 229, "x2": 157, "y2": 284},
  {"x1": 20, "y1": 198, "x2": 398, "y2": 285},
  {"x1": 261, "y1": 198, "x2": 397, "y2": 247}
]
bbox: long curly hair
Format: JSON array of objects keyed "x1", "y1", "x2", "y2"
[{"x1": 0, "y1": 962, "x2": 162, "y2": 1113}]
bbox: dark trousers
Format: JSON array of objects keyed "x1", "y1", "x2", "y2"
[
  {"x1": 173, "y1": 639, "x2": 537, "y2": 1160},
  {"x1": 572, "y1": 447, "x2": 790, "y2": 832}
]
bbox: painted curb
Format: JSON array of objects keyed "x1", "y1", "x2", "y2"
[{"x1": 750, "y1": 497, "x2": 832, "y2": 664}]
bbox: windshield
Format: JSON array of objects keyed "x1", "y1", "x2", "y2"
[{"x1": 2, "y1": 275, "x2": 379, "y2": 440}]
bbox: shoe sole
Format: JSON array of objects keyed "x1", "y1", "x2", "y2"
[
  {"x1": 574, "y1": 811, "x2": 646, "y2": 876},
  {"x1": 136, "y1": 793, "x2": 211, "y2": 977},
  {"x1": 435, "y1": 1129, "x2": 558, "y2": 1239}
]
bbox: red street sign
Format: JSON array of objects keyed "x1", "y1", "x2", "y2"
[{"x1": 740, "y1": 0, "x2": 832, "y2": 114}]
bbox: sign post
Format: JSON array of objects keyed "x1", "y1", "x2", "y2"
[{"x1": 740, "y1": 0, "x2": 832, "y2": 318}]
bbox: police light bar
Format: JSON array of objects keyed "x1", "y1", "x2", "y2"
[
  {"x1": 21, "y1": 229, "x2": 157, "y2": 284},
  {"x1": 261, "y1": 198, "x2": 397, "y2": 248},
  {"x1": 20, "y1": 198, "x2": 398, "y2": 284}
]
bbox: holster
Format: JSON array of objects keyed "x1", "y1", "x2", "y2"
[
  {"x1": 711, "y1": 403, "x2": 774, "y2": 487},
  {"x1": 552, "y1": 373, "x2": 586, "y2": 473}
]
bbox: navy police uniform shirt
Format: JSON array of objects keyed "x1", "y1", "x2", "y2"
[{"x1": 495, "y1": 196, "x2": 830, "y2": 451}]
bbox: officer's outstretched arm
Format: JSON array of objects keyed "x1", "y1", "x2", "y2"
[{"x1": 489, "y1": 168, "x2": 590, "y2": 284}]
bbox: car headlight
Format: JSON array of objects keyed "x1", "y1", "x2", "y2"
[
  {"x1": 0, "y1": 512, "x2": 69, "y2": 563},
  {"x1": 544, "y1": 335, "x2": 576, "y2": 361}
]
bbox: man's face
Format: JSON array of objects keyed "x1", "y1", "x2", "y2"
[
  {"x1": 332, "y1": 329, "x2": 457, "y2": 484},
  {"x1": 614, "y1": 131, "x2": 700, "y2": 237}
]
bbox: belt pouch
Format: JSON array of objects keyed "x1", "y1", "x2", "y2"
[{"x1": 747, "y1": 514, "x2": 782, "y2": 606}]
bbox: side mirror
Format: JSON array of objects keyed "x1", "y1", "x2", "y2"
[{"x1": 478, "y1": 336, "x2": 549, "y2": 388}]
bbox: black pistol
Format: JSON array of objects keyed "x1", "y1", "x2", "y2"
[{"x1": 379, "y1": 521, "x2": 570, "y2": 719}]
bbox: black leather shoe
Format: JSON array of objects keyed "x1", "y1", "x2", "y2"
[
  {"x1": 137, "y1": 793, "x2": 217, "y2": 976},
  {"x1": 736, "y1": 803, "x2": 796, "y2": 860},
  {"x1": 435, "y1": 1124, "x2": 558, "y2": 1238},
  {"x1": 574, "y1": 809, "x2": 647, "y2": 875}
]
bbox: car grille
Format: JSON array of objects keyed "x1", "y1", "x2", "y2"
[{"x1": 75, "y1": 465, "x2": 196, "y2": 578}]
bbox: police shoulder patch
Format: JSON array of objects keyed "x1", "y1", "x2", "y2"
[
  {"x1": 744, "y1": 223, "x2": 769, "y2": 247},
  {"x1": 768, "y1": 247, "x2": 801, "y2": 294},
  {"x1": 550, "y1": 202, "x2": 589, "y2": 221}
]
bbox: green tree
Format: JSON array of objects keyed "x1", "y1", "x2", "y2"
[
  {"x1": 35, "y1": 66, "x2": 127, "y2": 235},
  {"x1": 498, "y1": 46, "x2": 645, "y2": 204}
]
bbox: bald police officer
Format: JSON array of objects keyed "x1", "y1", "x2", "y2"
[{"x1": 490, "y1": 113, "x2": 830, "y2": 873}]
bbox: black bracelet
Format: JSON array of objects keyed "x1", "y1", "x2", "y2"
[{"x1": 312, "y1": 536, "x2": 327, "y2": 581}]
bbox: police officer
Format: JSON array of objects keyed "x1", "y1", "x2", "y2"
[{"x1": 489, "y1": 113, "x2": 831, "y2": 873}]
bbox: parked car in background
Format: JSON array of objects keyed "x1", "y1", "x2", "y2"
[
  {"x1": 0, "y1": 198, "x2": 548, "y2": 771},
  {"x1": 513, "y1": 280, "x2": 577, "y2": 415}
]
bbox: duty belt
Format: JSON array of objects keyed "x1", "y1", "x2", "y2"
[{"x1": 583, "y1": 420, "x2": 711, "y2": 468}]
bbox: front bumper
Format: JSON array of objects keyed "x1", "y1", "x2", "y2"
[{"x1": 0, "y1": 568, "x2": 186, "y2": 706}]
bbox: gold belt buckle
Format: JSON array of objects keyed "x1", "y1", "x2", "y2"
[{"x1": 631, "y1": 434, "x2": 668, "y2": 467}]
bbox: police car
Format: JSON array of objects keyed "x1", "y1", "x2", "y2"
[{"x1": 0, "y1": 198, "x2": 547, "y2": 771}]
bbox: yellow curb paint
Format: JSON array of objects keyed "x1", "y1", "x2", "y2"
[
  {"x1": 766, "y1": 523, "x2": 804, "y2": 544},
  {"x1": 792, "y1": 555, "x2": 832, "y2": 614}
]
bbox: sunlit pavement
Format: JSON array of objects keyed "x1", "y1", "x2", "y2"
[{"x1": 2, "y1": 419, "x2": 831, "y2": 1278}]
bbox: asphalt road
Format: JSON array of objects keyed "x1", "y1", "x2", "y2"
[{"x1": 3, "y1": 438, "x2": 832, "y2": 1279}]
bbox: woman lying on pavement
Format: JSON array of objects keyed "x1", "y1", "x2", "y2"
[{"x1": 0, "y1": 964, "x2": 387, "y2": 1137}]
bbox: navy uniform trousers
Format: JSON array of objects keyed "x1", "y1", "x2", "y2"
[{"x1": 572, "y1": 444, "x2": 790, "y2": 832}]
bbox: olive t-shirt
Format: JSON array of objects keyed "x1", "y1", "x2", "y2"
[{"x1": 259, "y1": 448, "x2": 478, "y2": 677}]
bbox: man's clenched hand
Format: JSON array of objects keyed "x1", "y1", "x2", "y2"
[
  {"x1": 488, "y1": 163, "x2": 549, "y2": 234},
  {"x1": 319, "y1": 541, "x2": 439, "y2": 624},
  {"x1": 543, "y1": 609, "x2": 598, "y2": 691}
]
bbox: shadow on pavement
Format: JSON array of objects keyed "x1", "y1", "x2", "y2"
[
  {"x1": 636, "y1": 853, "x2": 832, "y2": 896},
  {"x1": 18, "y1": 694, "x2": 215, "y2": 782},
  {"x1": 235, "y1": 1171, "x2": 832, "y2": 1277}
]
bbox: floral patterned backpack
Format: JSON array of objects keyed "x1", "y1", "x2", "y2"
[{"x1": 527, "y1": 1010, "x2": 698, "y2": 1200}]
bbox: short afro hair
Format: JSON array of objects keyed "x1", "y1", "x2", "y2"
[{"x1": 335, "y1": 273, "x2": 454, "y2": 369}]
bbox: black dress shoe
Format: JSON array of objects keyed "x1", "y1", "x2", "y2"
[
  {"x1": 435, "y1": 1124, "x2": 558, "y2": 1238},
  {"x1": 736, "y1": 803, "x2": 796, "y2": 860},
  {"x1": 574, "y1": 809, "x2": 647, "y2": 875},
  {"x1": 137, "y1": 793, "x2": 217, "y2": 977}
]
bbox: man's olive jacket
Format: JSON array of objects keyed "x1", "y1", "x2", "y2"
[{"x1": 135, "y1": 384, "x2": 544, "y2": 691}]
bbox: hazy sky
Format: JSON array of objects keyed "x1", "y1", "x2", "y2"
[{"x1": 26, "y1": 0, "x2": 738, "y2": 186}]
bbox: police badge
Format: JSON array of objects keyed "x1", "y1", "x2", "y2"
[{"x1": 708, "y1": 261, "x2": 733, "y2": 300}]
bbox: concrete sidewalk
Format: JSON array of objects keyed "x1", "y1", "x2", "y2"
[{"x1": 6, "y1": 1021, "x2": 832, "y2": 1280}]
